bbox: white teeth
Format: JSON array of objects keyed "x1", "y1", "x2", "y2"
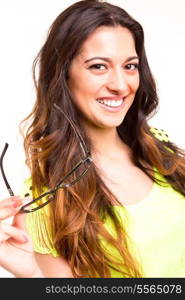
[{"x1": 96, "y1": 99, "x2": 123, "y2": 107}]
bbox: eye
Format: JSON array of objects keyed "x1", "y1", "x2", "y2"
[
  {"x1": 125, "y1": 63, "x2": 139, "y2": 71},
  {"x1": 89, "y1": 64, "x2": 106, "y2": 70}
]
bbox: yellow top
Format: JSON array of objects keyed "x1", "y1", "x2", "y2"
[
  {"x1": 23, "y1": 128, "x2": 185, "y2": 277},
  {"x1": 112, "y1": 172, "x2": 185, "y2": 277}
]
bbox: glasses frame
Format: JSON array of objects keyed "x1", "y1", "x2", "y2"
[
  {"x1": 0, "y1": 143, "x2": 14, "y2": 197},
  {"x1": 0, "y1": 104, "x2": 93, "y2": 213}
]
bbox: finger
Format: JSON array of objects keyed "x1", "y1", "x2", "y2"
[
  {"x1": 0, "y1": 223, "x2": 28, "y2": 244},
  {"x1": 12, "y1": 197, "x2": 32, "y2": 231},
  {"x1": 0, "y1": 196, "x2": 22, "y2": 209},
  {"x1": 0, "y1": 198, "x2": 23, "y2": 220}
]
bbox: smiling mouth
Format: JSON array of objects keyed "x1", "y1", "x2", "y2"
[{"x1": 96, "y1": 98, "x2": 125, "y2": 108}]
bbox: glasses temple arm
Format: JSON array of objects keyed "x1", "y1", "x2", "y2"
[
  {"x1": 53, "y1": 103, "x2": 90, "y2": 157},
  {"x1": 0, "y1": 143, "x2": 14, "y2": 196}
]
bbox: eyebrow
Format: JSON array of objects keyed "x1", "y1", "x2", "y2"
[{"x1": 84, "y1": 56, "x2": 139, "y2": 64}]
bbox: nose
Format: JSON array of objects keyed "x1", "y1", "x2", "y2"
[{"x1": 106, "y1": 68, "x2": 129, "y2": 95}]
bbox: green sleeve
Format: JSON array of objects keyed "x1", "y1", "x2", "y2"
[{"x1": 21, "y1": 178, "x2": 60, "y2": 257}]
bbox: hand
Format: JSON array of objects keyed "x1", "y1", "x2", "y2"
[{"x1": 0, "y1": 196, "x2": 42, "y2": 277}]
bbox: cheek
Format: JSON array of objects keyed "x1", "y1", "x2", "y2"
[
  {"x1": 69, "y1": 72, "x2": 99, "y2": 97},
  {"x1": 131, "y1": 75, "x2": 140, "y2": 92},
  {"x1": 82, "y1": 73, "x2": 103, "y2": 93}
]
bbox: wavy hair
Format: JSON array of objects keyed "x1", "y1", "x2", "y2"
[{"x1": 21, "y1": 0, "x2": 185, "y2": 277}]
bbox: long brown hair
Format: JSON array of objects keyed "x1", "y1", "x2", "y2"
[{"x1": 21, "y1": 0, "x2": 185, "y2": 277}]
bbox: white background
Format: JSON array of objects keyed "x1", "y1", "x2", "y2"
[{"x1": 0, "y1": 0, "x2": 185, "y2": 277}]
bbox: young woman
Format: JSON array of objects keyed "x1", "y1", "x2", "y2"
[{"x1": 0, "y1": 0, "x2": 185, "y2": 278}]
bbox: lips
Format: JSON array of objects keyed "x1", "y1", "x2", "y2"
[
  {"x1": 96, "y1": 97, "x2": 125, "y2": 108},
  {"x1": 96, "y1": 96, "x2": 125, "y2": 101},
  {"x1": 97, "y1": 99, "x2": 123, "y2": 107},
  {"x1": 95, "y1": 96, "x2": 126, "y2": 113}
]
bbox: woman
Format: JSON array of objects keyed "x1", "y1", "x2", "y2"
[{"x1": 0, "y1": 0, "x2": 185, "y2": 278}]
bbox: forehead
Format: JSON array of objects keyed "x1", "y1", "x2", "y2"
[{"x1": 77, "y1": 25, "x2": 137, "y2": 61}]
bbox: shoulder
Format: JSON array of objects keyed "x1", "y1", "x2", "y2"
[
  {"x1": 21, "y1": 177, "x2": 51, "y2": 216},
  {"x1": 149, "y1": 127, "x2": 175, "y2": 154},
  {"x1": 149, "y1": 127, "x2": 170, "y2": 142},
  {"x1": 21, "y1": 177, "x2": 33, "y2": 198}
]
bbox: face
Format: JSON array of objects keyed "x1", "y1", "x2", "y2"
[{"x1": 68, "y1": 25, "x2": 140, "y2": 131}]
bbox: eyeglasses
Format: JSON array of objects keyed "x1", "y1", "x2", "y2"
[{"x1": 0, "y1": 104, "x2": 93, "y2": 213}]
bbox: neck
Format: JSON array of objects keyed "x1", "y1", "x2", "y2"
[{"x1": 84, "y1": 125, "x2": 133, "y2": 163}]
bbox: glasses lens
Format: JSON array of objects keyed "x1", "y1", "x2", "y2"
[
  {"x1": 22, "y1": 158, "x2": 92, "y2": 212},
  {"x1": 61, "y1": 159, "x2": 91, "y2": 187},
  {"x1": 23, "y1": 193, "x2": 54, "y2": 212}
]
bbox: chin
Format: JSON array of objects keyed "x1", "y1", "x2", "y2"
[{"x1": 97, "y1": 119, "x2": 125, "y2": 129}]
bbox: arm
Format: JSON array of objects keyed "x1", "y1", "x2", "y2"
[{"x1": 33, "y1": 252, "x2": 74, "y2": 277}]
